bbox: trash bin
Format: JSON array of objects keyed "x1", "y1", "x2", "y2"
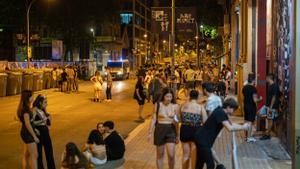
[
  {"x1": 22, "y1": 72, "x2": 33, "y2": 91},
  {"x1": 43, "y1": 70, "x2": 52, "y2": 89},
  {"x1": 0, "y1": 73, "x2": 8, "y2": 96},
  {"x1": 6, "y1": 71, "x2": 22, "y2": 96},
  {"x1": 33, "y1": 71, "x2": 44, "y2": 91}
]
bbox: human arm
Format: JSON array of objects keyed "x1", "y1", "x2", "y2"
[
  {"x1": 222, "y1": 121, "x2": 249, "y2": 132},
  {"x1": 24, "y1": 113, "x2": 39, "y2": 143},
  {"x1": 253, "y1": 93, "x2": 263, "y2": 103},
  {"x1": 90, "y1": 76, "x2": 95, "y2": 82},
  {"x1": 148, "y1": 103, "x2": 158, "y2": 141},
  {"x1": 201, "y1": 106, "x2": 208, "y2": 124},
  {"x1": 135, "y1": 85, "x2": 142, "y2": 100}
]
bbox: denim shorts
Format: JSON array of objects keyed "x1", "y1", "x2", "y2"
[{"x1": 258, "y1": 105, "x2": 278, "y2": 120}]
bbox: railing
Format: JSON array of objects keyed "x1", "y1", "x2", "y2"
[{"x1": 232, "y1": 132, "x2": 239, "y2": 169}]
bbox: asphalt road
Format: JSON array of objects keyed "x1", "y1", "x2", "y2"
[{"x1": 0, "y1": 80, "x2": 153, "y2": 168}]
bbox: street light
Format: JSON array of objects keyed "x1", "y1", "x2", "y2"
[
  {"x1": 144, "y1": 34, "x2": 148, "y2": 63},
  {"x1": 26, "y1": 0, "x2": 54, "y2": 68},
  {"x1": 90, "y1": 28, "x2": 95, "y2": 37},
  {"x1": 26, "y1": 0, "x2": 38, "y2": 68}
]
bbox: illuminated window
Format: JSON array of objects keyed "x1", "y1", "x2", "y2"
[{"x1": 120, "y1": 13, "x2": 133, "y2": 24}]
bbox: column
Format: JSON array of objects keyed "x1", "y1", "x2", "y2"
[{"x1": 256, "y1": 0, "x2": 267, "y2": 107}]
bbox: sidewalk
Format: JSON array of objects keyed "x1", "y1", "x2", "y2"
[{"x1": 96, "y1": 117, "x2": 291, "y2": 169}]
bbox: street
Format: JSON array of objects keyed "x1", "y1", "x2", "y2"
[{"x1": 0, "y1": 80, "x2": 152, "y2": 168}]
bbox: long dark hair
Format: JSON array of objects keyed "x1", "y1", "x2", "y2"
[
  {"x1": 17, "y1": 90, "x2": 33, "y2": 121},
  {"x1": 33, "y1": 94, "x2": 46, "y2": 112},
  {"x1": 62, "y1": 142, "x2": 83, "y2": 167},
  {"x1": 160, "y1": 88, "x2": 176, "y2": 104},
  {"x1": 87, "y1": 129, "x2": 104, "y2": 145}
]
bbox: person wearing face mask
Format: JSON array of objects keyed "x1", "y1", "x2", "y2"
[
  {"x1": 32, "y1": 95, "x2": 56, "y2": 169},
  {"x1": 148, "y1": 88, "x2": 180, "y2": 169}
]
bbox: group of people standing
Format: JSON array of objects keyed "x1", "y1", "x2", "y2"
[
  {"x1": 90, "y1": 69, "x2": 113, "y2": 103},
  {"x1": 17, "y1": 89, "x2": 125, "y2": 169},
  {"x1": 52, "y1": 66, "x2": 79, "y2": 93},
  {"x1": 242, "y1": 73, "x2": 281, "y2": 142},
  {"x1": 147, "y1": 86, "x2": 250, "y2": 169},
  {"x1": 133, "y1": 62, "x2": 282, "y2": 169},
  {"x1": 133, "y1": 63, "x2": 232, "y2": 122},
  {"x1": 17, "y1": 90, "x2": 55, "y2": 169}
]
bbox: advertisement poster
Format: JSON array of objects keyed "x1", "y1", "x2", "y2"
[
  {"x1": 152, "y1": 8, "x2": 171, "y2": 40},
  {"x1": 176, "y1": 7, "x2": 197, "y2": 41},
  {"x1": 52, "y1": 40, "x2": 63, "y2": 60}
]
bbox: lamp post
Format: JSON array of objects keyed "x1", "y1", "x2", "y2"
[
  {"x1": 195, "y1": 21, "x2": 199, "y2": 67},
  {"x1": 26, "y1": 0, "x2": 37, "y2": 68},
  {"x1": 90, "y1": 28, "x2": 97, "y2": 67},
  {"x1": 171, "y1": 0, "x2": 175, "y2": 79},
  {"x1": 144, "y1": 34, "x2": 148, "y2": 63}
]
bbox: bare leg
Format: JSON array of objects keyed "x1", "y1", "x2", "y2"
[
  {"x1": 156, "y1": 145, "x2": 165, "y2": 169},
  {"x1": 138, "y1": 105, "x2": 144, "y2": 119},
  {"x1": 190, "y1": 142, "x2": 197, "y2": 169},
  {"x1": 166, "y1": 143, "x2": 176, "y2": 169},
  {"x1": 27, "y1": 143, "x2": 38, "y2": 169},
  {"x1": 266, "y1": 119, "x2": 273, "y2": 136},
  {"x1": 182, "y1": 142, "x2": 191, "y2": 169},
  {"x1": 22, "y1": 145, "x2": 30, "y2": 169}
]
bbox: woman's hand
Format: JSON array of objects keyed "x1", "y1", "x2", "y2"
[
  {"x1": 147, "y1": 132, "x2": 153, "y2": 143},
  {"x1": 34, "y1": 136, "x2": 40, "y2": 143},
  {"x1": 176, "y1": 136, "x2": 180, "y2": 144}
]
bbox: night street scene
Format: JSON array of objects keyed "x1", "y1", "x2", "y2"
[{"x1": 0, "y1": 0, "x2": 299, "y2": 169}]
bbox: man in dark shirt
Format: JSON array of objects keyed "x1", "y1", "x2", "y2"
[
  {"x1": 103, "y1": 121, "x2": 125, "y2": 161},
  {"x1": 242, "y1": 73, "x2": 262, "y2": 142},
  {"x1": 194, "y1": 97, "x2": 250, "y2": 169},
  {"x1": 259, "y1": 74, "x2": 281, "y2": 140}
]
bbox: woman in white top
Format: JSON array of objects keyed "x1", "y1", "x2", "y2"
[
  {"x1": 148, "y1": 88, "x2": 180, "y2": 169},
  {"x1": 82, "y1": 130, "x2": 107, "y2": 166},
  {"x1": 90, "y1": 71, "x2": 103, "y2": 102}
]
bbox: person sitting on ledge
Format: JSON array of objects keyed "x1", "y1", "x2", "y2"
[{"x1": 103, "y1": 121, "x2": 125, "y2": 161}]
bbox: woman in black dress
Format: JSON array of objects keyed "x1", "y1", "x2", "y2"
[
  {"x1": 134, "y1": 76, "x2": 146, "y2": 122},
  {"x1": 17, "y1": 90, "x2": 39, "y2": 169},
  {"x1": 32, "y1": 95, "x2": 56, "y2": 169}
]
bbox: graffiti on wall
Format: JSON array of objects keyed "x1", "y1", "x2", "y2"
[{"x1": 273, "y1": 0, "x2": 293, "y2": 151}]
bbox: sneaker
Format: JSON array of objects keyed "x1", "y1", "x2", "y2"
[
  {"x1": 246, "y1": 137, "x2": 257, "y2": 143},
  {"x1": 216, "y1": 164, "x2": 226, "y2": 169},
  {"x1": 260, "y1": 135, "x2": 271, "y2": 140}
]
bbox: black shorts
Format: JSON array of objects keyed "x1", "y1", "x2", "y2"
[
  {"x1": 154, "y1": 124, "x2": 176, "y2": 146},
  {"x1": 20, "y1": 126, "x2": 35, "y2": 144},
  {"x1": 180, "y1": 124, "x2": 199, "y2": 142},
  {"x1": 136, "y1": 98, "x2": 145, "y2": 105},
  {"x1": 185, "y1": 81, "x2": 195, "y2": 89},
  {"x1": 244, "y1": 106, "x2": 257, "y2": 122},
  {"x1": 195, "y1": 80, "x2": 202, "y2": 87}
]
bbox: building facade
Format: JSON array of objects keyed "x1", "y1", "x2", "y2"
[
  {"x1": 227, "y1": 0, "x2": 297, "y2": 159},
  {"x1": 120, "y1": 0, "x2": 152, "y2": 69}
]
